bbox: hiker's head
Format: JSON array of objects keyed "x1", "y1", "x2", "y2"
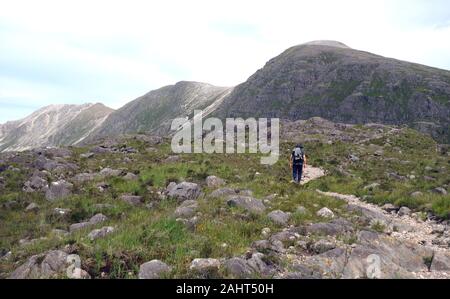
[{"x1": 296, "y1": 144, "x2": 303, "y2": 148}]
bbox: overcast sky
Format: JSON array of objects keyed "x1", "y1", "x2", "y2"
[{"x1": 0, "y1": 0, "x2": 449, "y2": 123}]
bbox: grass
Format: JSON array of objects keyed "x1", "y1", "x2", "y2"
[{"x1": 0, "y1": 127, "x2": 449, "y2": 278}]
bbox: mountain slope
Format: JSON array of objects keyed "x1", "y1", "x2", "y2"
[
  {"x1": 0, "y1": 103, "x2": 113, "y2": 152},
  {"x1": 212, "y1": 41, "x2": 450, "y2": 142},
  {"x1": 86, "y1": 81, "x2": 232, "y2": 140}
]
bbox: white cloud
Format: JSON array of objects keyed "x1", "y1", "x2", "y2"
[{"x1": 0, "y1": 0, "x2": 449, "y2": 123}]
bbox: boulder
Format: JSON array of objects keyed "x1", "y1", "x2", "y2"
[
  {"x1": 267, "y1": 210, "x2": 290, "y2": 226},
  {"x1": 138, "y1": 260, "x2": 172, "y2": 279},
  {"x1": 88, "y1": 226, "x2": 115, "y2": 240},
  {"x1": 306, "y1": 218, "x2": 354, "y2": 236},
  {"x1": 432, "y1": 187, "x2": 448, "y2": 195},
  {"x1": 227, "y1": 196, "x2": 266, "y2": 214},
  {"x1": 99, "y1": 168, "x2": 123, "y2": 177},
  {"x1": 120, "y1": 195, "x2": 143, "y2": 206},
  {"x1": 25, "y1": 203, "x2": 40, "y2": 212},
  {"x1": 174, "y1": 200, "x2": 198, "y2": 218},
  {"x1": 317, "y1": 207, "x2": 334, "y2": 218},
  {"x1": 23, "y1": 175, "x2": 48, "y2": 193},
  {"x1": 206, "y1": 176, "x2": 225, "y2": 188},
  {"x1": 45, "y1": 180, "x2": 73, "y2": 201},
  {"x1": 10, "y1": 250, "x2": 69, "y2": 279},
  {"x1": 223, "y1": 257, "x2": 254, "y2": 278},
  {"x1": 166, "y1": 182, "x2": 201, "y2": 202},
  {"x1": 310, "y1": 239, "x2": 336, "y2": 254},
  {"x1": 89, "y1": 213, "x2": 108, "y2": 224},
  {"x1": 189, "y1": 258, "x2": 220, "y2": 275},
  {"x1": 123, "y1": 173, "x2": 138, "y2": 181},
  {"x1": 72, "y1": 173, "x2": 97, "y2": 184}
]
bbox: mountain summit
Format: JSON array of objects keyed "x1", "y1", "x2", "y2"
[{"x1": 1, "y1": 41, "x2": 449, "y2": 151}]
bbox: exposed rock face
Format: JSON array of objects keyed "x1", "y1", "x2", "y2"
[{"x1": 0, "y1": 103, "x2": 113, "y2": 152}]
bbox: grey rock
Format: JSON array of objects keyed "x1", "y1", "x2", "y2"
[
  {"x1": 23, "y1": 175, "x2": 48, "y2": 193},
  {"x1": 398, "y1": 207, "x2": 412, "y2": 217},
  {"x1": 363, "y1": 183, "x2": 380, "y2": 190},
  {"x1": 72, "y1": 173, "x2": 97, "y2": 183},
  {"x1": 205, "y1": 176, "x2": 225, "y2": 188},
  {"x1": 316, "y1": 207, "x2": 334, "y2": 218},
  {"x1": 209, "y1": 188, "x2": 237, "y2": 198},
  {"x1": 381, "y1": 203, "x2": 398, "y2": 213},
  {"x1": 432, "y1": 187, "x2": 448, "y2": 195},
  {"x1": 310, "y1": 239, "x2": 336, "y2": 254},
  {"x1": 174, "y1": 200, "x2": 198, "y2": 218},
  {"x1": 430, "y1": 251, "x2": 450, "y2": 271},
  {"x1": 163, "y1": 155, "x2": 180, "y2": 163},
  {"x1": 166, "y1": 182, "x2": 201, "y2": 202},
  {"x1": 80, "y1": 152, "x2": 94, "y2": 159},
  {"x1": 89, "y1": 213, "x2": 108, "y2": 224},
  {"x1": 190, "y1": 258, "x2": 220, "y2": 275},
  {"x1": 139, "y1": 260, "x2": 171, "y2": 279},
  {"x1": 123, "y1": 173, "x2": 138, "y2": 181},
  {"x1": 25, "y1": 203, "x2": 40, "y2": 212},
  {"x1": 227, "y1": 196, "x2": 266, "y2": 214},
  {"x1": 223, "y1": 257, "x2": 254, "y2": 278},
  {"x1": 45, "y1": 180, "x2": 73, "y2": 201},
  {"x1": 120, "y1": 195, "x2": 143, "y2": 206},
  {"x1": 267, "y1": 210, "x2": 290, "y2": 226},
  {"x1": 10, "y1": 250, "x2": 69, "y2": 279},
  {"x1": 88, "y1": 226, "x2": 115, "y2": 240},
  {"x1": 69, "y1": 222, "x2": 91, "y2": 232},
  {"x1": 99, "y1": 168, "x2": 123, "y2": 177},
  {"x1": 306, "y1": 218, "x2": 354, "y2": 236}
]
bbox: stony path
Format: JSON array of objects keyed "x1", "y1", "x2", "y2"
[
  {"x1": 316, "y1": 190, "x2": 448, "y2": 252},
  {"x1": 300, "y1": 165, "x2": 326, "y2": 185}
]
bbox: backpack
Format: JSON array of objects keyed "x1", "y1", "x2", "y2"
[{"x1": 292, "y1": 147, "x2": 304, "y2": 165}]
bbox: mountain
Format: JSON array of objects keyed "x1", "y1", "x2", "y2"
[
  {"x1": 85, "y1": 81, "x2": 232, "y2": 141},
  {"x1": 2, "y1": 40, "x2": 449, "y2": 151},
  {"x1": 0, "y1": 103, "x2": 113, "y2": 152},
  {"x1": 211, "y1": 40, "x2": 450, "y2": 142}
]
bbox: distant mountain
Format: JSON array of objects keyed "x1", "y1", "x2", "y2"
[
  {"x1": 1, "y1": 40, "x2": 449, "y2": 151},
  {"x1": 211, "y1": 40, "x2": 450, "y2": 142},
  {"x1": 85, "y1": 81, "x2": 232, "y2": 141},
  {"x1": 0, "y1": 103, "x2": 113, "y2": 152}
]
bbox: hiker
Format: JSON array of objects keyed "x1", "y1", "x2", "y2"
[{"x1": 289, "y1": 144, "x2": 306, "y2": 183}]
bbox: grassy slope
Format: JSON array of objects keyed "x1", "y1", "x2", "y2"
[{"x1": 0, "y1": 129, "x2": 448, "y2": 278}]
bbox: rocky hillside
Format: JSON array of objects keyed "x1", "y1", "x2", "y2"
[
  {"x1": 1, "y1": 41, "x2": 449, "y2": 152},
  {"x1": 0, "y1": 103, "x2": 113, "y2": 152},
  {"x1": 1, "y1": 120, "x2": 449, "y2": 278},
  {"x1": 85, "y1": 81, "x2": 232, "y2": 141},
  {"x1": 212, "y1": 41, "x2": 450, "y2": 142}
]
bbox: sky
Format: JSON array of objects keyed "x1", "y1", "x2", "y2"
[{"x1": 0, "y1": 0, "x2": 449, "y2": 123}]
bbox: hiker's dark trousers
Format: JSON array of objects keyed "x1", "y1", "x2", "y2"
[{"x1": 293, "y1": 163, "x2": 303, "y2": 183}]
